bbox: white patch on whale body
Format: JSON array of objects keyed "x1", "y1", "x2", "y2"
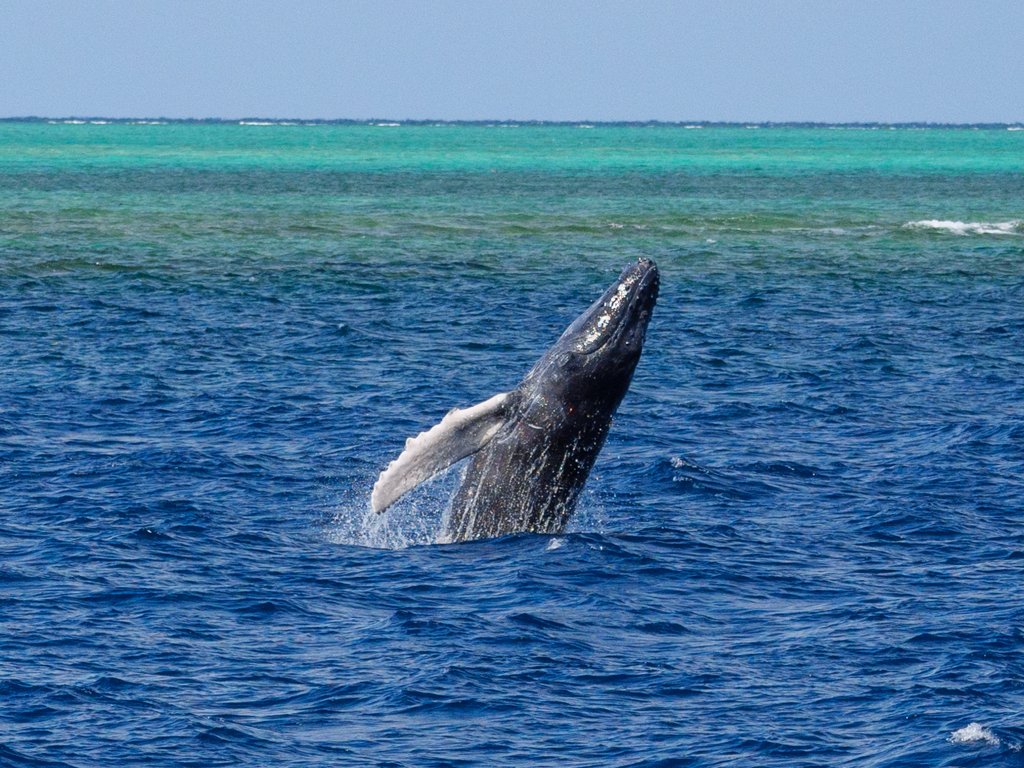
[{"x1": 371, "y1": 392, "x2": 510, "y2": 514}]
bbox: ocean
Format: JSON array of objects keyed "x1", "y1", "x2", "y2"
[{"x1": 1, "y1": 122, "x2": 1023, "y2": 767}]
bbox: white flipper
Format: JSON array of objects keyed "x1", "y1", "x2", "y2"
[{"x1": 371, "y1": 392, "x2": 511, "y2": 513}]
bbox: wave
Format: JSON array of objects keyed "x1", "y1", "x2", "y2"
[
  {"x1": 904, "y1": 219, "x2": 1022, "y2": 235},
  {"x1": 950, "y1": 722, "x2": 1000, "y2": 746}
]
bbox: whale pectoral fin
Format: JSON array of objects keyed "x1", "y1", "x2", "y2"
[{"x1": 371, "y1": 392, "x2": 511, "y2": 513}]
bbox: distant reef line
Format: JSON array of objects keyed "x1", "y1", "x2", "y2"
[{"x1": 2, "y1": 117, "x2": 1022, "y2": 130}]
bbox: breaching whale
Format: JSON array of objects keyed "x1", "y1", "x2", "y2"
[{"x1": 372, "y1": 258, "x2": 659, "y2": 543}]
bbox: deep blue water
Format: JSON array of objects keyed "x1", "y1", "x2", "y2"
[{"x1": 2, "y1": 125, "x2": 1024, "y2": 767}]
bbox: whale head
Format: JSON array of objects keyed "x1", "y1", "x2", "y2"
[{"x1": 520, "y1": 258, "x2": 659, "y2": 416}]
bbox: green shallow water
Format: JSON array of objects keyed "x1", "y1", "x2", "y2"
[
  {"x1": 1, "y1": 124, "x2": 1022, "y2": 281},
  {"x1": 2, "y1": 124, "x2": 1024, "y2": 173}
]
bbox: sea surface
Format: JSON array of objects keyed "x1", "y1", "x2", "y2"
[{"x1": 2, "y1": 122, "x2": 1024, "y2": 767}]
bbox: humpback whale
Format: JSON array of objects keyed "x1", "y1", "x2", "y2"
[{"x1": 372, "y1": 258, "x2": 659, "y2": 543}]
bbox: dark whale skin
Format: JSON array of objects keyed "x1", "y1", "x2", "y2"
[{"x1": 441, "y1": 258, "x2": 659, "y2": 543}]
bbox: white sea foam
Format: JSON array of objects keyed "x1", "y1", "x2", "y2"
[
  {"x1": 905, "y1": 219, "x2": 1022, "y2": 236},
  {"x1": 950, "y1": 722, "x2": 999, "y2": 746},
  {"x1": 239, "y1": 121, "x2": 275, "y2": 126},
  {"x1": 545, "y1": 537, "x2": 565, "y2": 551}
]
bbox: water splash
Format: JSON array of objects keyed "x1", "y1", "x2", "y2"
[
  {"x1": 950, "y1": 723, "x2": 999, "y2": 746},
  {"x1": 326, "y1": 463, "x2": 466, "y2": 549}
]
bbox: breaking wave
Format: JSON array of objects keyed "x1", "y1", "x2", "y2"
[
  {"x1": 904, "y1": 219, "x2": 1022, "y2": 235},
  {"x1": 950, "y1": 723, "x2": 1000, "y2": 746}
]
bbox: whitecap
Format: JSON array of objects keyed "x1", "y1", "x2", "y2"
[
  {"x1": 904, "y1": 219, "x2": 1022, "y2": 236},
  {"x1": 545, "y1": 537, "x2": 565, "y2": 551},
  {"x1": 950, "y1": 722, "x2": 999, "y2": 746}
]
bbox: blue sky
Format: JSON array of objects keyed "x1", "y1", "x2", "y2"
[{"x1": 1, "y1": 0, "x2": 1021, "y2": 122}]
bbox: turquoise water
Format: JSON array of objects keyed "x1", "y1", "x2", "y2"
[
  {"x1": 3, "y1": 125, "x2": 1022, "y2": 278},
  {"x1": 2, "y1": 124, "x2": 1024, "y2": 766},
  {"x1": 3, "y1": 124, "x2": 1023, "y2": 172}
]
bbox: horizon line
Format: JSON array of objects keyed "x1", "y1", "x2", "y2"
[{"x1": 2, "y1": 117, "x2": 1023, "y2": 130}]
